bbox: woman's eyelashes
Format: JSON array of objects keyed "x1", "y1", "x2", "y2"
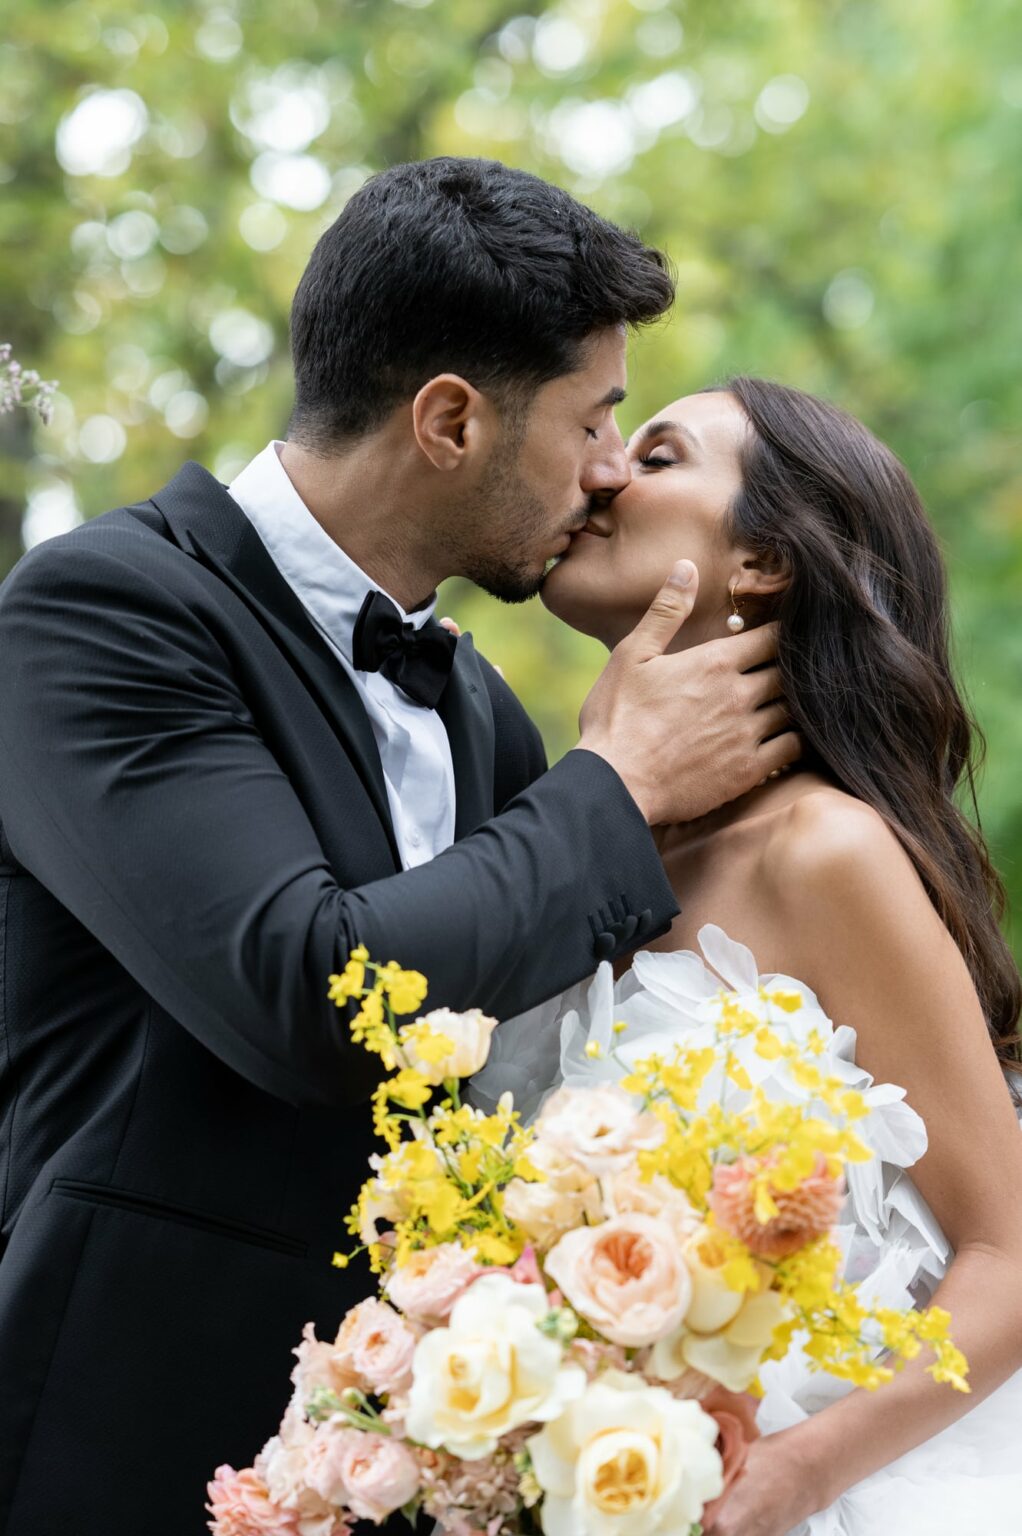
[{"x1": 636, "y1": 450, "x2": 676, "y2": 468}]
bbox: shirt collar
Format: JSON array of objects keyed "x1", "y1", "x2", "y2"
[{"x1": 227, "y1": 441, "x2": 436, "y2": 665}]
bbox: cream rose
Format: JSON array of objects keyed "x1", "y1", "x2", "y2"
[
  {"x1": 503, "y1": 1139, "x2": 604, "y2": 1251},
  {"x1": 647, "y1": 1229, "x2": 787, "y2": 1393},
  {"x1": 404, "y1": 1273, "x2": 585, "y2": 1459},
  {"x1": 528, "y1": 1370, "x2": 723, "y2": 1536},
  {"x1": 400, "y1": 1008, "x2": 498, "y2": 1083},
  {"x1": 601, "y1": 1167, "x2": 701, "y2": 1247},
  {"x1": 534, "y1": 1085, "x2": 663, "y2": 1177},
  {"x1": 544, "y1": 1214, "x2": 692, "y2": 1348}
]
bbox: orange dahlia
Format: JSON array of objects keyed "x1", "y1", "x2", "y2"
[{"x1": 709, "y1": 1153, "x2": 845, "y2": 1260}]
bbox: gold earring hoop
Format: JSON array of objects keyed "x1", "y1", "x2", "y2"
[{"x1": 727, "y1": 583, "x2": 745, "y2": 633}]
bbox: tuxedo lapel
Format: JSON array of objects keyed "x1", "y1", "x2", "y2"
[
  {"x1": 147, "y1": 462, "x2": 401, "y2": 868},
  {"x1": 437, "y1": 637, "x2": 496, "y2": 840}
]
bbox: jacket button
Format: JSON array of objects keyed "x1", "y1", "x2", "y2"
[
  {"x1": 594, "y1": 930, "x2": 616, "y2": 960},
  {"x1": 635, "y1": 908, "x2": 652, "y2": 934},
  {"x1": 618, "y1": 913, "x2": 639, "y2": 945}
]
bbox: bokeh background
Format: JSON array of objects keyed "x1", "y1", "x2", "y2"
[{"x1": 2, "y1": 0, "x2": 1020, "y2": 955}]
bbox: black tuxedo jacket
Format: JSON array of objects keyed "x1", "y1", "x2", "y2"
[{"x1": 0, "y1": 463, "x2": 678, "y2": 1535}]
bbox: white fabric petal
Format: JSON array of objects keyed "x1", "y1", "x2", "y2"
[{"x1": 695, "y1": 923, "x2": 762, "y2": 992}]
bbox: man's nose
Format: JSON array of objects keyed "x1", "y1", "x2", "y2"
[{"x1": 581, "y1": 422, "x2": 631, "y2": 504}]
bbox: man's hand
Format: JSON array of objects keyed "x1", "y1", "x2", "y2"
[{"x1": 576, "y1": 560, "x2": 800, "y2": 824}]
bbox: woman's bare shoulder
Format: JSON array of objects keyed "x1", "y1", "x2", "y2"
[
  {"x1": 763, "y1": 783, "x2": 916, "y2": 888},
  {"x1": 758, "y1": 781, "x2": 939, "y2": 952}
]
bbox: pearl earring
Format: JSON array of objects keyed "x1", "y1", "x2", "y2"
[{"x1": 727, "y1": 583, "x2": 745, "y2": 634}]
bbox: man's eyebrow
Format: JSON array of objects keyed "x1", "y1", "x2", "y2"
[
  {"x1": 596, "y1": 386, "x2": 627, "y2": 408},
  {"x1": 626, "y1": 418, "x2": 701, "y2": 452}
]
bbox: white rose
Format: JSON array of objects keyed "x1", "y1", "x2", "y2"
[
  {"x1": 647, "y1": 1229, "x2": 787, "y2": 1393},
  {"x1": 534, "y1": 1085, "x2": 663, "y2": 1177},
  {"x1": 528, "y1": 1369, "x2": 723, "y2": 1536},
  {"x1": 404, "y1": 1274, "x2": 585, "y2": 1460},
  {"x1": 400, "y1": 1008, "x2": 498, "y2": 1084}
]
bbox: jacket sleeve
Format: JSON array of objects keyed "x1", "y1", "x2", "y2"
[{"x1": 0, "y1": 542, "x2": 678, "y2": 1109}]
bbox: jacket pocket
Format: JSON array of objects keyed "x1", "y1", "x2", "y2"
[{"x1": 51, "y1": 1178, "x2": 308, "y2": 1258}]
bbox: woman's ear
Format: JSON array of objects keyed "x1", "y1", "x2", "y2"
[{"x1": 734, "y1": 547, "x2": 790, "y2": 598}]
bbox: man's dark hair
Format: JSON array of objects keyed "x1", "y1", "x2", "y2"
[{"x1": 288, "y1": 157, "x2": 675, "y2": 447}]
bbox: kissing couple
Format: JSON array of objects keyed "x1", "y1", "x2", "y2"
[{"x1": 0, "y1": 157, "x2": 1020, "y2": 1536}]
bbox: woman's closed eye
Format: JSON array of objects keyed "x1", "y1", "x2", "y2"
[{"x1": 636, "y1": 451, "x2": 677, "y2": 469}]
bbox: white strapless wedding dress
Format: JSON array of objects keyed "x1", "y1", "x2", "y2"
[{"x1": 469, "y1": 926, "x2": 1022, "y2": 1536}]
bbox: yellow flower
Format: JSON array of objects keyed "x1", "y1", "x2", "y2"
[
  {"x1": 766, "y1": 988, "x2": 804, "y2": 1014},
  {"x1": 398, "y1": 1020, "x2": 455, "y2": 1066},
  {"x1": 377, "y1": 961, "x2": 429, "y2": 1015},
  {"x1": 386, "y1": 1068, "x2": 433, "y2": 1111},
  {"x1": 472, "y1": 1230, "x2": 521, "y2": 1265},
  {"x1": 327, "y1": 945, "x2": 369, "y2": 1005}
]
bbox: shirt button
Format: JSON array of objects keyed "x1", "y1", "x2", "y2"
[{"x1": 409, "y1": 831, "x2": 422, "y2": 847}]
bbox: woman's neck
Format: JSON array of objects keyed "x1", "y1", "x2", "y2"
[{"x1": 653, "y1": 764, "x2": 823, "y2": 856}]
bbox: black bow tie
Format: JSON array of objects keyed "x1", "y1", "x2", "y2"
[{"x1": 351, "y1": 589, "x2": 457, "y2": 710}]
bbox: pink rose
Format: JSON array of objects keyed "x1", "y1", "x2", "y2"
[
  {"x1": 306, "y1": 1426, "x2": 420, "y2": 1523},
  {"x1": 206, "y1": 1465, "x2": 300, "y2": 1535},
  {"x1": 545, "y1": 1213, "x2": 693, "y2": 1347},
  {"x1": 333, "y1": 1298, "x2": 417, "y2": 1396},
  {"x1": 700, "y1": 1386, "x2": 761, "y2": 1529},
  {"x1": 384, "y1": 1242, "x2": 480, "y2": 1325},
  {"x1": 709, "y1": 1153, "x2": 845, "y2": 1260},
  {"x1": 291, "y1": 1322, "x2": 357, "y2": 1405},
  {"x1": 533, "y1": 1084, "x2": 663, "y2": 1176}
]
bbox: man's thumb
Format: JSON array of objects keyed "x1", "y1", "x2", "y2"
[{"x1": 625, "y1": 560, "x2": 699, "y2": 659}]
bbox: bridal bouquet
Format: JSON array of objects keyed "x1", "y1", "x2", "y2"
[{"x1": 207, "y1": 947, "x2": 968, "y2": 1536}]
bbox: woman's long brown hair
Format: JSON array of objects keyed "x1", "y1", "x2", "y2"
[{"x1": 718, "y1": 376, "x2": 1021, "y2": 1077}]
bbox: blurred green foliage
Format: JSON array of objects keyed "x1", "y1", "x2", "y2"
[{"x1": 1, "y1": 0, "x2": 1020, "y2": 953}]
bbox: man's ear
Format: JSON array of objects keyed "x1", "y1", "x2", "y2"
[{"x1": 411, "y1": 373, "x2": 493, "y2": 471}]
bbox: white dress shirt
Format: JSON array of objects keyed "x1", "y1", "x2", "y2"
[{"x1": 227, "y1": 441, "x2": 456, "y2": 869}]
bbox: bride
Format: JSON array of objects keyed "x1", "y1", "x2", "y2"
[{"x1": 477, "y1": 377, "x2": 1022, "y2": 1535}]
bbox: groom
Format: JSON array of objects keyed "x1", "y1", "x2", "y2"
[{"x1": 0, "y1": 158, "x2": 792, "y2": 1534}]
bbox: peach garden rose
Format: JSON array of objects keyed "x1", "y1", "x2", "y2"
[{"x1": 544, "y1": 1213, "x2": 693, "y2": 1348}]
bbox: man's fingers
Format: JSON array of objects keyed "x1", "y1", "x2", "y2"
[
  {"x1": 758, "y1": 729, "x2": 803, "y2": 775},
  {"x1": 730, "y1": 620, "x2": 780, "y2": 670},
  {"x1": 755, "y1": 700, "x2": 791, "y2": 741},
  {"x1": 622, "y1": 560, "x2": 699, "y2": 660},
  {"x1": 742, "y1": 663, "x2": 783, "y2": 708}
]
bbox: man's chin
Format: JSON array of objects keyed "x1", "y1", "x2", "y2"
[{"x1": 469, "y1": 561, "x2": 547, "y2": 606}]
